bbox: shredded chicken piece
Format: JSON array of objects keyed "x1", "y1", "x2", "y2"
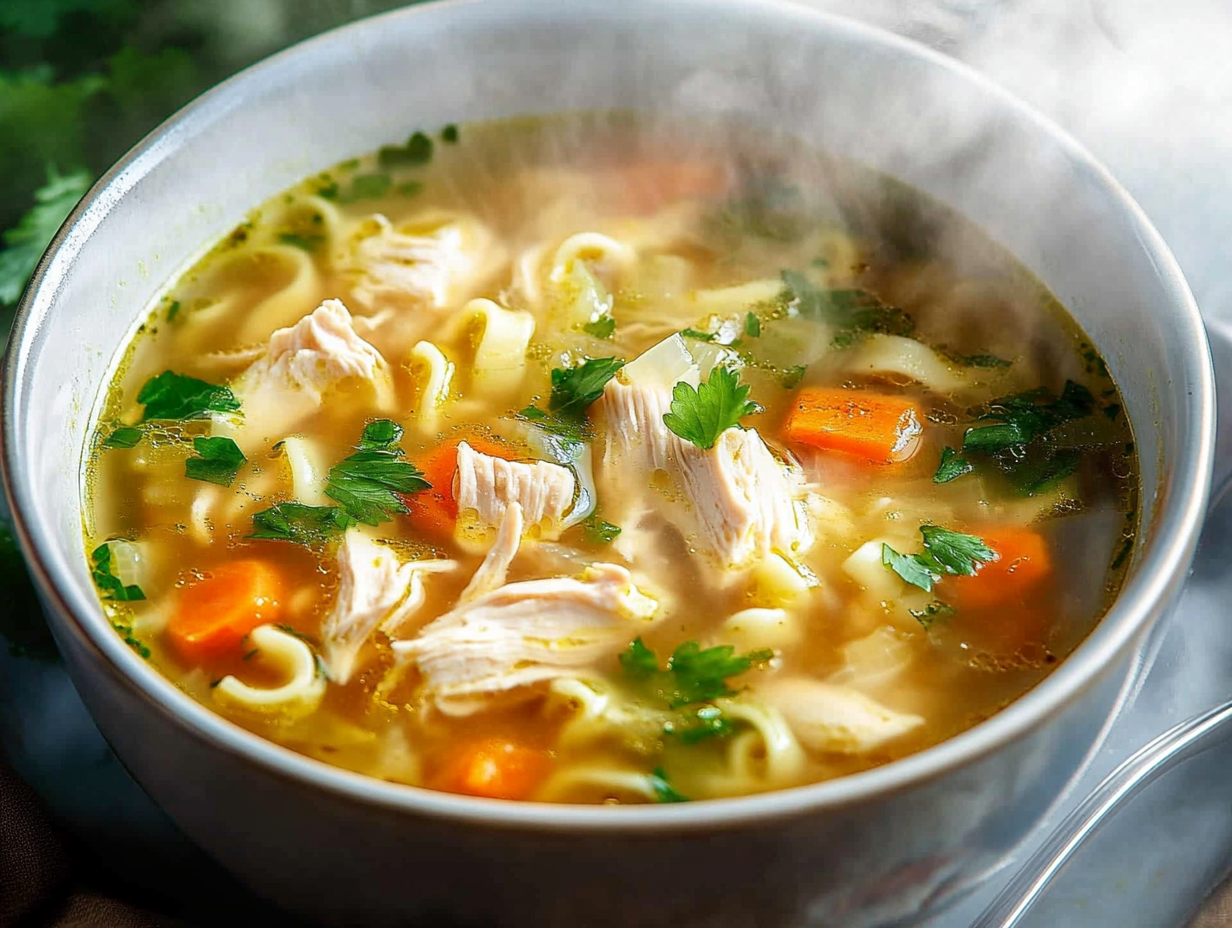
[
  {"x1": 339, "y1": 212, "x2": 500, "y2": 311},
  {"x1": 319, "y1": 531, "x2": 457, "y2": 685},
  {"x1": 454, "y1": 441, "x2": 575, "y2": 540},
  {"x1": 759, "y1": 678, "x2": 924, "y2": 755},
  {"x1": 597, "y1": 373, "x2": 811, "y2": 569},
  {"x1": 391, "y1": 563, "x2": 658, "y2": 715},
  {"x1": 459, "y1": 503, "x2": 524, "y2": 603},
  {"x1": 230, "y1": 299, "x2": 393, "y2": 445}
]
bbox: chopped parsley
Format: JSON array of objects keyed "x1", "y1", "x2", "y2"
[
  {"x1": 882, "y1": 525, "x2": 997, "y2": 593},
  {"x1": 184, "y1": 436, "x2": 246, "y2": 487},
  {"x1": 378, "y1": 131, "x2": 433, "y2": 168},
  {"x1": 780, "y1": 364, "x2": 808, "y2": 389},
  {"x1": 744, "y1": 312, "x2": 761, "y2": 337},
  {"x1": 137, "y1": 371, "x2": 240, "y2": 422},
  {"x1": 102, "y1": 425, "x2": 143, "y2": 450},
  {"x1": 440, "y1": 124, "x2": 459, "y2": 144},
  {"x1": 548, "y1": 357, "x2": 625, "y2": 419},
  {"x1": 662, "y1": 365, "x2": 760, "y2": 451},
  {"x1": 932, "y1": 447, "x2": 973, "y2": 484},
  {"x1": 324, "y1": 420, "x2": 431, "y2": 526},
  {"x1": 781, "y1": 270, "x2": 914, "y2": 343},
  {"x1": 679, "y1": 327, "x2": 717, "y2": 342},
  {"x1": 582, "y1": 515, "x2": 621, "y2": 545},
  {"x1": 112, "y1": 621, "x2": 150, "y2": 659},
  {"x1": 90, "y1": 542, "x2": 145, "y2": 602},
  {"x1": 648, "y1": 767, "x2": 689, "y2": 803},
  {"x1": 583, "y1": 316, "x2": 616, "y2": 340},
  {"x1": 909, "y1": 600, "x2": 956, "y2": 630},
  {"x1": 619, "y1": 637, "x2": 772, "y2": 708},
  {"x1": 963, "y1": 380, "x2": 1095, "y2": 452},
  {"x1": 165, "y1": 300, "x2": 182, "y2": 322},
  {"x1": 249, "y1": 503, "x2": 355, "y2": 545},
  {"x1": 935, "y1": 380, "x2": 1098, "y2": 492}
]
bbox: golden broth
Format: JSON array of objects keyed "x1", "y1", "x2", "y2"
[{"x1": 83, "y1": 114, "x2": 1138, "y2": 803}]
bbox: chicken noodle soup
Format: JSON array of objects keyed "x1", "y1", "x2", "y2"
[{"x1": 84, "y1": 114, "x2": 1138, "y2": 803}]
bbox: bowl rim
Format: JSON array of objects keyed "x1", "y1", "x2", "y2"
[{"x1": 0, "y1": 0, "x2": 1215, "y2": 833}]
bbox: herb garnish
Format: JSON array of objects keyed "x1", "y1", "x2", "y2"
[
  {"x1": 249, "y1": 503, "x2": 355, "y2": 545},
  {"x1": 184, "y1": 436, "x2": 246, "y2": 487},
  {"x1": 90, "y1": 542, "x2": 145, "y2": 602},
  {"x1": 583, "y1": 316, "x2": 616, "y2": 340},
  {"x1": 781, "y1": 270, "x2": 914, "y2": 344},
  {"x1": 137, "y1": 371, "x2": 240, "y2": 422},
  {"x1": 909, "y1": 600, "x2": 957, "y2": 630},
  {"x1": 519, "y1": 357, "x2": 624, "y2": 439},
  {"x1": 102, "y1": 425, "x2": 143, "y2": 449},
  {"x1": 112, "y1": 621, "x2": 150, "y2": 659},
  {"x1": 881, "y1": 525, "x2": 997, "y2": 593},
  {"x1": 933, "y1": 380, "x2": 1097, "y2": 491},
  {"x1": 378, "y1": 131, "x2": 433, "y2": 168},
  {"x1": 278, "y1": 232, "x2": 325, "y2": 252},
  {"x1": 744, "y1": 312, "x2": 761, "y2": 337},
  {"x1": 662, "y1": 365, "x2": 760, "y2": 451},
  {"x1": 648, "y1": 767, "x2": 690, "y2": 803},
  {"x1": 324, "y1": 420, "x2": 430, "y2": 526},
  {"x1": 440, "y1": 124, "x2": 459, "y2": 144},
  {"x1": 582, "y1": 515, "x2": 621, "y2": 545},
  {"x1": 619, "y1": 638, "x2": 772, "y2": 709}
]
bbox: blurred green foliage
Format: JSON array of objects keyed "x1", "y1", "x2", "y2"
[{"x1": 0, "y1": 0, "x2": 420, "y2": 340}]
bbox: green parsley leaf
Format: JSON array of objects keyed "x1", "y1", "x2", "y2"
[
  {"x1": 90, "y1": 542, "x2": 145, "y2": 602},
  {"x1": 378, "y1": 131, "x2": 433, "y2": 168},
  {"x1": 582, "y1": 516, "x2": 621, "y2": 545},
  {"x1": 0, "y1": 166, "x2": 92, "y2": 305},
  {"x1": 324, "y1": 420, "x2": 431, "y2": 526},
  {"x1": 963, "y1": 380, "x2": 1094, "y2": 453},
  {"x1": 620, "y1": 638, "x2": 772, "y2": 708},
  {"x1": 165, "y1": 300, "x2": 182, "y2": 322},
  {"x1": 781, "y1": 270, "x2": 914, "y2": 342},
  {"x1": 679, "y1": 327, "x2": 717, "y2": 342},
  {"x1": 662, "y1": 365, "x2": 760, "y2": 451},
  {"x1": 440, "y1": 124, "x2": 459, "y2": 144},
  {"x1": 1008, "y1": 447, "x2": 1082, "y2": 496},
  {"x1": 1110, "y1": 535, "x2": 1134, "y2": 571},
  {"x1": 648, "y1": 767, "x2": 689, "y2": 803},
  {"x1": 933, "y1": 446, "x2": 974, "y2": 484},
  {"x1": 909, "y1": 600, "x2": 956, "y2": 630},
  {"x1": 882, "y1": 525, "x2": 997, "y2": 593},
  {"x1": 548, "y1": 357, "x2": 625, "y2": 419},
  {"x1": 583, "y1": 316, "x2": 616, "y2": 339},
  {"x1": 780, "y1": 365, "x2": 808, "y2": 389},
  {"x1": 744, "y1": 312, "x2": 761, "y2": 337},
  {"x1": 184, "y1": 436, "x2": 246, "y2": 487},
  {"x1": 137, "y1": 371, "x2": 240, "y2": 421},
  {"x1": 102, "y1": 426, "x2": 143, "y2": 449},
  {"x1": 249, "y1": 503, "x2": 355, "y2": 545},
  {"x1": 618, "y1": 637, "x2": 660, "y2": 679}
]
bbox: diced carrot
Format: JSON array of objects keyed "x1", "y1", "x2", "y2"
[
  {"x1": 166, "y1": 560, "x2": 282, "y2": 663},
  {"x1": 783, "y1": 388, "x2": 923, "y2": 464},
  {"x1": 431, "y1": 739, "x2": 552, "y2": 800},
  {"x1": 940, "y1": 528, "x2": 1052, "y2": 610},
  {"x1": 402, "y1": 434, "x2": 517, "y2": 535},
  {"x1": 610, "y1": 160, "x2": 730, "y2": 215}
]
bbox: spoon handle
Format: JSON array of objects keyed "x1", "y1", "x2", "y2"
[{"x1": 972, "y1": 700, "x2": 1232, "y2": 928}]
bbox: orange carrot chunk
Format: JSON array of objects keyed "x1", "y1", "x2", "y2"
[
  {"x1": 402, "y1": 434, "x2": 517, "y2": 536},
  {"x1": 941, "y1": 528, "x2": 1052, "y2": 610},
  {"x1": 784, "y1": 388, "x2": 923, "y2": 464},
  {"x1": 432, "y1": 739, "x2": 552, "y2": 800},
  {"x1": 166, "y1": 560, "x2": 283, "y2": 663}
]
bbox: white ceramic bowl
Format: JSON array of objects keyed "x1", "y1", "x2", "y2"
[{"x1": 1, "y1": 2, "x2": 1214, "y2": 926}]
